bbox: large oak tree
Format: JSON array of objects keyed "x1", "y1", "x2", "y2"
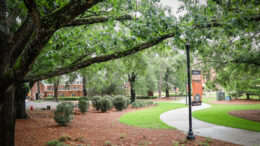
[
  {"x1": 0, "y1": 0, "x2": 177, "y2": 145},
  {"x1": 0, "y1": 0, "x2": 258, "y2": 145}
]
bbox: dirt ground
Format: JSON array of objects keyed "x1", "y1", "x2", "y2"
[
  {"x1": 209, "y1": 99, "x2": 260, "y2": 105},
  {"x1": 229, "y1": 109, "x2": 260, "y2": 122},
  {"x1": 15, "y1": 106, "x2": 238, "y2": 146}
]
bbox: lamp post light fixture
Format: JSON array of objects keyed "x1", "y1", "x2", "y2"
[{"x1": 185, "y1": 44, "x2": 195, "y2": 140}]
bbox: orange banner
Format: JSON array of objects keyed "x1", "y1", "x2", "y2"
[{"x1": 192, "y1": 70, "x2": 202, "y2": 106}]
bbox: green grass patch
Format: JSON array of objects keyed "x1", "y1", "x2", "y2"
[
  {"x1": 119, "y1": 102, "x2": 186, "y2": 129},
  {"x1": 193, "y1": 98, "x2": 260, "y2": 132}
]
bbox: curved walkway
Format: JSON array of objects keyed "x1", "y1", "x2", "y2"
[{"x1": 160, "y1": 99, "x2": 260, "y2": 146}]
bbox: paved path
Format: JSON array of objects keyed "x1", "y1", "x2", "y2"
[
  {"x1": 25, "y1": 100, "x2": 78, "y2": 110},
  {"x1": 160, "y1": 99, "x2": 260, "y2": 146},
  {"x1": 25, "y1": 100, "x2": 60, "y2": 110}
]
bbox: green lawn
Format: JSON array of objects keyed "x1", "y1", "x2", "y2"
[
  {"x1": 119, "y1": 102, "x2": 186, "y2": 129},
  {"x1": 193, "y1": 97, "x2": 260, "y2": 132}
]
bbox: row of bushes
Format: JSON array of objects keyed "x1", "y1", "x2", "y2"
[
  {"x1": 54, "y1": 96, "x2": 156, "y2": 126},
  {"x1": 44, "y1": 95, "x2": 159, "y2": 101},
  {"x1": 90, "y1": 95, "x2": 130, "y2": 112}
]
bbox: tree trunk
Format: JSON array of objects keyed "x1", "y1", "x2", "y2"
[
  {"x1": 53, "y1": 79, "x2": 59, "y2": 101},
  {"x1": 158, "y1": 71, "x2": 162, "y2": 99},
  {"x1": 166, "y1": 89, "x2": 170, "y2": 97},
  {"x1": 36, "y1": 81, "x2": 41, "y2": 100},
  {"x1": 130, "y1": 82, "x2": 136, "y2": 103},
  {"x1": 246, "y1": 93, "x2": 250, "y2": 100},
  {"x1": 0, "y1": 86, "x2": 16, "y2": 146},
  {"x1": 164, "y1": 67, "x2": 170, "y2": 98},
  {"x1": 82, "y1": 76, "x2": 87, "y2": 96},
  {"x1": 15, "y1": 84, "x2": 29, "y2": 119},
  {"x1": 128, "y1": 72, "x2": 137, "y2": 103}
]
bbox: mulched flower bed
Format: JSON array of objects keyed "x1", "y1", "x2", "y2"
[
  {"x1": 209, "y1": 99, "x2": 260, "y2": 105},
  {"x1": 229, "y1": 109, "x2": 260, "y2": 122},
  {"x1": 15, "y1": 106, "x2": 238, "y2": 146}
]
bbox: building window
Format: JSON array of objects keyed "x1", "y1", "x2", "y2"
[
  {"x1": 48, "y1": 94, "x2": 53, "y2": 97},
  {"x1": 71, "y1": 93, "x2": 75, "y2": 97},
  {"x1": 59, "y1": 93, "x2": 64, "y2": 97}
]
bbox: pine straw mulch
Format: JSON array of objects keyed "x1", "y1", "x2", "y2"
[
  {"x1": 208, "y1": 99, "x2": 260, "y2": 105},
  {"x1": 229, "y1": 109, "x2": 260, "y2": 122},
  {"x1": 15, "y1": 106, "x2": 238, "y2": 146}
]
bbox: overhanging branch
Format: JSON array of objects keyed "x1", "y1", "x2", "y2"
[
  {"x1": 23, "y1": 33, "x2": 175, "y2": 82},
  {"x1": 63, "y1": 15, "x2": 133, "y2": 27},
  {"x1": 41, "y1": 0, "x2": 104, "y2": 29}
]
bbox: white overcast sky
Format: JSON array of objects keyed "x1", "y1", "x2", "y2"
[
  {"x1": 160, "y1": 0, "x2": 206, "y2": 17},
  {"x1": 160, "y1": 0, "x2": 184, "y2": 17}
]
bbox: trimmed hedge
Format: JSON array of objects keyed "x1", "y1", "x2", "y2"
[
  {"x1": 80, "y1": 96, "x2": 92, "y2": 101},
  {"x1": 44, "y1": 96, "x2": 81, "y2": 101}
]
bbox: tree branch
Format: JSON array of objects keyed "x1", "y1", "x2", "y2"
[
  {"x1": 63, "y1": 15, "x2": 133, "y2": 27},
  {"x1": 41, "y1": 0, "x2": 104, "y2": 29},
  {"x1": 23, "y1": 33, "x2": 175, "y2": 82},
  {"x1": 23, "y1": 0, "x2": 40, "y2": 24},
  {"x1": 11, "y1": 1, "x2": 104, "y2": 81}
]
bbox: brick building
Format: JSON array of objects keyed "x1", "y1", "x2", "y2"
[{"x1": 30, "y1": 81, "x2": 83, "y2": 100}]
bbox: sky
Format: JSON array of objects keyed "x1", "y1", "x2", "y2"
[{"x1": 160, "y1": 0, "x2": 184, "y2": 17}]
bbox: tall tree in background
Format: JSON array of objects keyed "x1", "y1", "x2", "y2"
[{"x1": 82, "y1": 76, "x2": 87, "y2": 96}]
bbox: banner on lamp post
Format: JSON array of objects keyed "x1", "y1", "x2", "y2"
[{"x1": 191, "y1": 70, "x2": 202, "y2": 106}]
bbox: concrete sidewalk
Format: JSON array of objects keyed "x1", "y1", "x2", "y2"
[{"x1": 160, "y1": 99, "x2": 260, "y2": 146}]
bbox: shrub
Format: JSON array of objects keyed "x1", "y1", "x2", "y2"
[
  {"x1": 113, "y1": 96, "x2": 127, "y2": 111},
  {"x1": 131, "y1": 100, "x2": 148, "y2": 108},
  {"x1": 46, "y1": 140, "x2": 64, "y2": 146},
  {"x1": 58, "y1": 135, "x2": 71, "y2": 142},
  {"x1": 104, "y1": 140, "x2": 113, "y2": 146},
  {"x1": 80, "y1": 96, "x2": 92, "y2": 101},
  {"x1": 78, "y1": 99, "x2": 90, "y2": 114},
  {"x1": 125, "y1": 98, "x2": 130, "y2": 109},
  {"x1": 145, "y1": 100, "x2": 154, "y2": 105},
  {"x1": 54, "y1": 102, "x2": 74, "y2": 126},
  {"x1": 92, "y1": 96, "x2": 102, "y2": 110},
  {"x1": 104, "y1": 95, "x2": 114, "y2": 102},
  {"x1": 74, "y1": 137, "x2": 84, "y2": 143},
  {"x1": 99, "y1": 98, "x2": 113, "y2": 112}
]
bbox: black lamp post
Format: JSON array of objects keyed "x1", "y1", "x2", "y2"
[
  {"x1": 185, "y1": 44, "x2": 195, "y2": 140},
  {"x1": 185, "y1": 77, "x2": 188, "y2": 105}
]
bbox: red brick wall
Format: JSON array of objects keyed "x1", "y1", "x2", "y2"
[
  {"x1": 44, "y1": 84, "x2": 83, "y2": 97},
  {"x1": 30, "y1": 82, "x2": 45, "y2": 100}
]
